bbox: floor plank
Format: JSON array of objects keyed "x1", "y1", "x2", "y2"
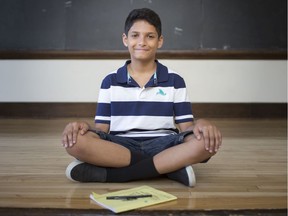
[{"x1": 0, "y1": 118, "x2": 286, "y2": 214}]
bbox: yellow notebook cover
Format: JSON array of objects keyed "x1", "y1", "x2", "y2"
[{"x1": 90, "y1": 185, "x2": 177, "y2": 213}]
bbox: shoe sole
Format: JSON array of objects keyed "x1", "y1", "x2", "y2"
[
  {"x1": 65, "y1": 160, "x2": 84, "y2": 182},
  {"x1": 186, "y1": 166, "x2": 196, "y2": 187}
]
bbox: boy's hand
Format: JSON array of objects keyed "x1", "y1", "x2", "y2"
[
  {"x1": 62, "y1": 122, "x2": 90, "y2": 148},
  {"x1": 193, "y1": 119, "x2": 222, "y2": 154}
]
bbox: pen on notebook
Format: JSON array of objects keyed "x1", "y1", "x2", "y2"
[{"x1": 106, "y1": 194, "x2": 152, "y2": 200}]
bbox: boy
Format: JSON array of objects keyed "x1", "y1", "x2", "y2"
[{"x1": 62, "y1": 8, "x2": 222, "y2": 187}]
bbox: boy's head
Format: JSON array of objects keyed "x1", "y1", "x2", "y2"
[{"x1": 124, "y1": 8, "x2": 162, "y2": 38}]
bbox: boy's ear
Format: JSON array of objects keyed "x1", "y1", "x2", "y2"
[
  {"x1": 158, "y1": 35, "x2": 164, "y2": 49},
  {"x1": 122, "y1": 33, "x2": 128, "y2": 47}
]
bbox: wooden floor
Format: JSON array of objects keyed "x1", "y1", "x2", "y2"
[{"x1": 0, "y1": 118, "x2": 287, "y2": 215}]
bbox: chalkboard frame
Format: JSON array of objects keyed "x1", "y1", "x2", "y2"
[{"x1": 0, "y1": 50, "x2": 286, "y2": 59}]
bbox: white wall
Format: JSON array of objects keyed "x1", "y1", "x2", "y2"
[{"x1": 0, "y1": 59, "x2": 286, "y2": 103}]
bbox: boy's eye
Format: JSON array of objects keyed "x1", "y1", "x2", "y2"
[
  {"x1": 148, "y1": 35, "x2": 156, "y2": 39},
  {"x1": 131, "y1": 34, "x2": 138, "y2": 38}
]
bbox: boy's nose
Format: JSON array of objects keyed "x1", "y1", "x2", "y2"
[{"x1": 138, "y1": 36, "x2": 146, "y2": 46}]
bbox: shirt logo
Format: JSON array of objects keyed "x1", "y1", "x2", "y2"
[{"x1": 156, "y1": 89, "x2": 167, "y2": 96}]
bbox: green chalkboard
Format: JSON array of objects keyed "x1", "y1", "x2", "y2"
[{"x1": 0, "y1": 0, "x2": 286, "y2": 59}]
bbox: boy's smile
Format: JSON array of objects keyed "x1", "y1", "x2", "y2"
[{"x1": 123, "y1": 20, "x2": 163, "y2": 62}]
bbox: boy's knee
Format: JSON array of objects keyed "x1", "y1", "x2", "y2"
[
  {"x1": 65, "y1": 132, "x2": 99, "y2": 158},
  {"x1": 185, "y1": 137, "x2": 214, "y2": 163}
]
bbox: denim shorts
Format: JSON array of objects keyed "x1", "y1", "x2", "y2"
[{"x1": 88, "y1": 130, "x2": 194, "y2": 157}]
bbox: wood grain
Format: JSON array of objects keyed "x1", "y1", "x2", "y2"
[{"x1": 0, "y1": 118, "x2": 286, "y2": 213}]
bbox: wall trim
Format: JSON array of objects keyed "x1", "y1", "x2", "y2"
[
  {"x1": 0, "y1": 103, "x2": 286, "y2": 119},
  {"x1": 0, "y1": 50, "x2": 286, "y2": 60}
]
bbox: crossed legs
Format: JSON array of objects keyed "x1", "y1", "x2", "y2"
[{"x1": 65, "y1": 131, "x2": 213, "y2": 175}]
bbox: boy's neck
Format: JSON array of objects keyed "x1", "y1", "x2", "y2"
[{"x1": 129, "y1": 59, "x2": 156, "y2": 75}]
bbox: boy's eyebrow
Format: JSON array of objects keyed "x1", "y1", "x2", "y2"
[{"x1": 130, "y1": 31, "x2": 157, "y2": 35}]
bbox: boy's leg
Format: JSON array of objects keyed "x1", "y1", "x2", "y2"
[
  {"x1": 66, "y1": 133, "x2": 212, "y2": 185},
  {"x1": 65, "y1": 130, "x2": 155, "y2": 182},
  {"x1": 66, "y1": 157, "x2": 159, "y2": 183},
  {"x1": 105, "y1": 134, "x2": 212, "y2": 182},
  {"x1": 153, "y1": 134, "x2": 213, "y2": 174},
  {"x1": 155, "y1": 134, "x2": 212, "y2": 187},
  {"x1": 65, "y1": 131, "x2": 147, "y2": 168}
]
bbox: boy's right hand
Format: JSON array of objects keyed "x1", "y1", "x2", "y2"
[{"x1": 61, "y1": 122, "x2": 90, "y2": 148}]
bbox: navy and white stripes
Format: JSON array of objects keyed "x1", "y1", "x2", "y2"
[{"x1": 95, "y1": 60, "x2": 193, "y2": 137}]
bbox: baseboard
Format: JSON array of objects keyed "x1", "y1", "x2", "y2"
[{"x1": 0, "y1": 102, "x2": 286, "y2": 119}]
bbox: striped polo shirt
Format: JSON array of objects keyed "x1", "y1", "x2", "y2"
[{"x1": 95, "y1": 60, "x2": 194, "y2": 138}]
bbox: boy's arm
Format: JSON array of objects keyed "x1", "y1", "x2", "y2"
[
  {"x1": 95, "y1": 123, "x2": 110, "y2": 133},
  {"x1": 178, "y1": 119, "x2": 222, "y2": 154},
  {"x1": 178, "y1": 121, "x2": 194, "y2": 133}
]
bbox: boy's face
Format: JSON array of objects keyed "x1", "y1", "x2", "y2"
[{"x1": 123, "y1": 20, "x2": 163, "y2": 61}]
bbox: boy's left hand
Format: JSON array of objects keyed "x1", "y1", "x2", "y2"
[{"x1": 193, "y1": 119, "x2": 222, "y2": 154}]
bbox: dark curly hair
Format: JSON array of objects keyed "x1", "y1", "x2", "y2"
[{"x1": 124, "y1": 8, "x2": 162, "y2": 38}]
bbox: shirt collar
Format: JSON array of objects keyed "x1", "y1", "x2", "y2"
[{"x1": 116, "y1": 60, "x2": 169, "y2": 85}]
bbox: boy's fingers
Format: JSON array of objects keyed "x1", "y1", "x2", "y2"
[
  {"x1": 202, "y1": 126, "x2": 218, "y2": 153},
  {"x1": 62, "y1": 134, "x2": 68, "y2": 148},
  {"x1": 193, "y1": 120, "x2": 222, "y2": 154},
  {"x1": 71, "y1": 124, "x2": 79, "y2": 147},
  {"x1": 193, "y1": 126, "x2": 202, "y2": 140},
  {"x1": 61, "y1": 122, "x2": 90, "y2": 148},
  {"x1": 62, "y1": 124, "x2": 72, "y2": 148},
  {"x1": 210, "y1": 126, "x2": 217, "y2": 153},
  {"x1": 80, "y1": 124, "x2": 89, "y2": 135},
  {"x1": 208, "y1": 133, "x2": 215, "y2": 153},
  {"x1": 203, "y1": 128, "x2": 211, "y2": 152},
  {"x1": 210, "y1": 128, "x2": 222, "y2": 153}
]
